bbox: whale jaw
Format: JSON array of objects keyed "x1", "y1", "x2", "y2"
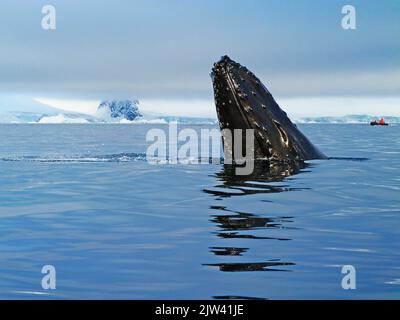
[{"x1": 211, "y1": 55, "x2": 326, "y2": 162}]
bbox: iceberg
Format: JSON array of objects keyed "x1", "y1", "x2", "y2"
[{"x1": 96, "y1": 100, "x2": 142, "y2": 121}]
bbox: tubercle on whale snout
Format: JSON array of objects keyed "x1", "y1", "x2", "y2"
[{"x1": 211, "y1": 55, "x2": 327, "y2": 163}]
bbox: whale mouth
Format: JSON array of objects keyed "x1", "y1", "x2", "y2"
[
  {"x1": 273, "y1": 120, "x2": 289, "y2": 147},
  {"x1": 211, "y1": 56, "x2": 269, "y2": 159},
  {"x1": 211, "y1": 55, "x2": 326, "y2": 162},
  {"x1": 211, "y1": 56, "x2": 284, "y2": 160}
]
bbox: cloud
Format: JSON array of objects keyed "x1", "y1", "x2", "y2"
[{"x1": 0, "y1": 0, "x2": 399, "y2": 117}]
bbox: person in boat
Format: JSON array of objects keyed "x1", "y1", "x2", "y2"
[
  {"x1": 379, "y1": 117, "x2": 385, "y2": 125},
  {"x1": 373, "y1": 119, "x2": 378, "y2": 125}
]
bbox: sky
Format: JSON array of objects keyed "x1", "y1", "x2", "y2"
[{"x1": 0, "y1": 0, "x2": 399, "y2": 117}]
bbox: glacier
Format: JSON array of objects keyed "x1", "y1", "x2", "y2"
[
  {"x1": 1, "y1": 112, "x2": 399, "y2": 125},
  {"x1": 0, "y1": 98, "x2": 218, "y2": 124},
  {"x1": 38, "y1": 114, "x2": 91, "y2": 124},
  {"x1": 295, "y1": 115, "x2": 400, "y2": 124},
  {"x1": 0, "y1": 95, "x2": 398, "y2": 125}
]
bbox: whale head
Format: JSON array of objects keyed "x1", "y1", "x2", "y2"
[{"x1": 211, "y1": 55, "x2": 326, "y2": 162}]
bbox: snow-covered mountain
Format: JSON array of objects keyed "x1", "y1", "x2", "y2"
[
  {"x1": 0, "y1": 99, "x2": 217, "y2": 124},
  {"x1": 37, "y1": 100, "x2": 143, "y2": 124},
  {"x1": 96, "y1": 100, "x2": 142, "y2": 121}
]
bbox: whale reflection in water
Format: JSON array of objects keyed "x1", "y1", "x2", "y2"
[
  {"x1": 203, "y1": 161, "x2": 310, "y2": 276},
  {"x1": 204, "y1": 261, "x2": 295, "y2": 272},
  {"x1": 203, "y1": 160, "x2": 310, "y2": 199},
  {"x1": 209, "y1": 206, "x2": 295, "y2": 241}
]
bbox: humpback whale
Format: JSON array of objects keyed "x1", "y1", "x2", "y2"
[{"x1": 211, "y1": 56, "x2": 326, "y2": 163}]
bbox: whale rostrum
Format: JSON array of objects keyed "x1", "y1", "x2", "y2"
[{"x1": 211, "y1": 55, "x2": 326, "y2": 162}]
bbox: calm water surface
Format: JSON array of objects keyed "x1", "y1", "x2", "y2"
[{"x1": 0, "y1": 124, "x2": 399, "y2": 299}]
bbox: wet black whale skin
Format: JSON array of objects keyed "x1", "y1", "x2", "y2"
[{"x1": 211, "y1": 55, "x2": 326, "y2": 162}]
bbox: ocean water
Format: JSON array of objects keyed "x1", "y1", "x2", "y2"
[{"x1": 0, "y1": 123, "x2": 399, "y2": 299}]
